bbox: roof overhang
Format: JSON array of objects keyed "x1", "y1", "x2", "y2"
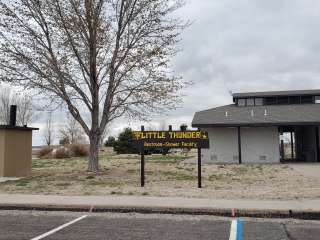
[
  {"x1": 0, "y1": 125, "x2": 39, "y2": 131},
  {"x1": 192, "y1": 122, "x2": 320, "y2": 128}
]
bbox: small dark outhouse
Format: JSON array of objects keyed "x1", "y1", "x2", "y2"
[{"x1": 0, "y1": 106, "x2": 38, "y2": 177}]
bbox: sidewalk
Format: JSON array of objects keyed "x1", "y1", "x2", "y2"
[{"x1": 0, "y1": 194, "x2": 320, "y2": 219}]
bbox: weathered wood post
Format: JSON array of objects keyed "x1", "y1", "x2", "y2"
[
  {"x1": 141, "y1": 125, "x2": 145, "y2": 187},
  {"x1": 197, "y1": 128, "x2": 202, "y2": 188},
  {"x1": 198, "y1": 146, "x2": 202, "y2": 188}
]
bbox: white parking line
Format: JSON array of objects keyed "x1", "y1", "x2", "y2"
[
  {"x1": 30, "y1": 215, "x2": 87, "y2": 240},
  {"x1": 229, "y1": 219, "x2": 237, "y2": 240}
]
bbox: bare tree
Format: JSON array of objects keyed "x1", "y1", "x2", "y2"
[
  {"x1": 99, "y1": 123, "x2": 108, "y2": 147},
  {"x1": 60, "y1": 113, "x2": 86, "y2": 144},
  {"x1": 44, "y1": 112, "x2": 53, "y2": 146},
  {"x1": 16, "y1": 94, "x2": 36, "y2": 126},
  {"x1": 0, "y1": 0, "x2": 187, "y2": 172},
  {"x1": 0, "y1": 87, "x2": 36, "y2": 126},
  {"x1": 0, "y1": 87, "x2": 12, "y2": 124}
]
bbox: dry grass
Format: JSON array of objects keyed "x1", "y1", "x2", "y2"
[{"x1": 1, "y1": 149, "x2": 320, "y2": 200}]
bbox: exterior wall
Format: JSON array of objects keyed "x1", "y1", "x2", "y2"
[
  {"x1": 0, "y1": 129, "x2": 32, "y2": 177},
  {"x1": 202, "y1": 127, "x2": 238, "y2": 164},
  {"x1": 202, "y1": 127, "x2": 280, "y2": 164},
  {"x1": 241, "y1": 127, "x2": 280, "y2": 163}
]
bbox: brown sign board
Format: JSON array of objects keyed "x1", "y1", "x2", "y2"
[{"x1": 132, "y1": 131, "x2": 209, "y2": 149}]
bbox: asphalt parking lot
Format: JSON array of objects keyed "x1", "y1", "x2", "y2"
[{"x1": 0, "y1": 210, "x2": 320, "y2": 240}]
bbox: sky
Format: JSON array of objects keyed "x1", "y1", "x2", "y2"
[{"x1": 32, "y1": 0, "x2": 320, "y2": 145}]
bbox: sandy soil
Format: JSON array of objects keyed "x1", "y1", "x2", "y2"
[{"x1": 0, "y1": 150, "x2": 319, "y2": 200}]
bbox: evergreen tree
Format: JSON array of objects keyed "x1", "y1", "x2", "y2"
[{"x1": 113, "y1": 128, "x2": 139, "y2": 154}]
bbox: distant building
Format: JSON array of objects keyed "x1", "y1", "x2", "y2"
[{"x1": 192, "y1": 89, "x2": 320, "y2": 163}]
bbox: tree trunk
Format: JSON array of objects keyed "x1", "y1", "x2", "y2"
[{"x1": 88, "y1": 133, "x2": 100, "y2": 172}]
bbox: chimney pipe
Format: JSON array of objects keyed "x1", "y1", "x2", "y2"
[{"x1": 9, "y1": 105, "x2": 17, "y2": 126}]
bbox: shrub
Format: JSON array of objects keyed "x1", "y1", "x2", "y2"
[
  {"x1": 37, "y1": 147, "x2": 52, "y2": 159},
  {"x1": 54, "y1": 147, "x2": 71, "y2": 159},
  {"x1": 104, "y1": 136, "x2": 116, "y2": 147},
  {"x1": 113, "y1": 128, "x2": 139, "y2": 154},
  {"x1": 68, "y1": 144, "x2": 89, "y2": 157},
  {"x1": 59, "y1": 136, "x2": 70, "y2": 145},
  {"x1": 37, "y1": 144, "x2": 88, "y2": 159}
]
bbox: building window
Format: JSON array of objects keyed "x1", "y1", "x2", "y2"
[
  {"x1": 265, "y1": 97, "x2": 277, "y2": 105},
  {"x1": 246, "y1": 98, "x2": 254, "y2": 106},
  {"x1": 315, "y1": 96, "x2": 320, "y2": 104},
  {"x1": 289, "y1": 96, "x2": 300, "y2": 104},
  {"x1": 301, "y1": 96, "x2": 313, "y2": 104},
  {"x1": 278, "y1": 96, "x2": 289, "y2": 105},
  {"x1": 254, "y1": 98, "x2": 263, "y2": 106},
  {"x1": 238, "y1": 99, "x2": 246, "y2": 106}
]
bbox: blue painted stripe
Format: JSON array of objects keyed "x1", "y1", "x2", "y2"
[{"x1": 236, "y1": 219, "x2": 243, "y2": 240}]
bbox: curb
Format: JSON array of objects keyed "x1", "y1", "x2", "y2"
[{"x1": 0, "y1": 204, "x2": 320, "y2": 220}]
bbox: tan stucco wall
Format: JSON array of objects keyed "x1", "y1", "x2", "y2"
[
  {"x1": 202, "y1": 127, "x2": 280, "y2": 164},
  {"x1": 241, "y1": 127, "x2": 280, "y2": 163},
  {"x1": 202, "y1": 127, "x2": 239, "y2": 163},
  {"x1": 0, "y1": 129, "x2": 32, "y2": 177}
]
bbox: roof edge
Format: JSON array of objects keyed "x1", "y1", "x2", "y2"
[
  {"x1": 192, "y1": 122, "x2": 320, "y2": 128},
  {"x1": 0, "y1": 125, "x2": 39, "y2": 131},
  {"x1": 232, "y1": 89, "x2": 320, "y2": 98}
]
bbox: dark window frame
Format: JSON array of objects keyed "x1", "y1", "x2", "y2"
[{"x1": 301, "y1": 95, "x2": 313, "y2": 104}]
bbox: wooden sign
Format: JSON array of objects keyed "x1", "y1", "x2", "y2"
[{"x1": 132, "y1": 130, "x2": 209, "y2": 148}]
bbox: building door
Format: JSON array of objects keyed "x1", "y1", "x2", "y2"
[{"x1": 279, "y1": 127, "x2": 296, "y2": 162}]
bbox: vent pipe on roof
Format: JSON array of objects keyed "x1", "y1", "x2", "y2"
[
  {"x1": 264, "y1": 109, "x2": 268, "y2": 116},
  {"x1": 251, "y1": 109, "x2": 254, "y2": 117},
  {"x1": 9, "y1": 105, "x2": 17, "y2": 126},
  {"x1": 225, "y1": 111, "x2": 228, "y2": 117}
]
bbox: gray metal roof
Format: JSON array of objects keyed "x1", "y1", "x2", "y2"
[
  {"x1": 233, "y1": 89, "x2": 320, "y2": 98},
  {"x1": 0, "y1": 125, "x2": 39, "y2": 130},
  {"x1": 192, "y1": 104, "x2": 320, "y2": 127}
]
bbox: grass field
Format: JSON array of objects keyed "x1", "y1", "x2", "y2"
[{"x1": 0, "y1": 149, "x2": 320, "y2": 200}]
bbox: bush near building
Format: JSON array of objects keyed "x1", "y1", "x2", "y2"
[
  {"x1": 37, "y1": 144, "x2": 89, "y2": 159},
  {"x1": 59, "y1": 136, "x2": 70, "y2": 145},
  {"x1": 37, "y1": 147, "x2": 52, "y2": 159},
  {"x1": 112, "y1": 128, "x2": 169, "y2": 155},
  {"x1": 113, "y1": 128, "x2": 139, "y2": 154},
  {"x1": 104, "y1": 136, "x2": 116, "y2": 147}
]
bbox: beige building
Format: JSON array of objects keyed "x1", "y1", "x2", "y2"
[
  {"x1": 192, "y1": 89, "x2": 320, "y2": 164},
  {"x1": 0, "y1": 126, "x2": 38, "y2": 177},
  {"x1": 0, "y1": 105, "x2": 38, "y2": 177}
]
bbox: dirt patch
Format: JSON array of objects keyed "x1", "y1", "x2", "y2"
[{"x1": 0, "y1": 151, "x2": 319, "y2": 200}]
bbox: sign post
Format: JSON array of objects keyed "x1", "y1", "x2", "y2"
[
  {"x1": 140, "y1": 125, "x2": 145, "y2": 187},
  {"x1": 198, "y1": 147, "x2": 202, "y2": 188},
  {"x1": 133, "y1": 127, "x2": 209, "y2": 188}
]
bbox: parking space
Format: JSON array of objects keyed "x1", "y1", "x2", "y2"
[
  {"x1": 243, "y1": 222, "x2": 288, "y2": 240},
  {"x1": 0, "y1": 211, "x2": 320, "y2": 240},
  {"x1": 0, "y1": 213, "x2": 76, "y2": 240},
  {"x1": 45, "y1": 216, "x2": 229, "y2": 240}
]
